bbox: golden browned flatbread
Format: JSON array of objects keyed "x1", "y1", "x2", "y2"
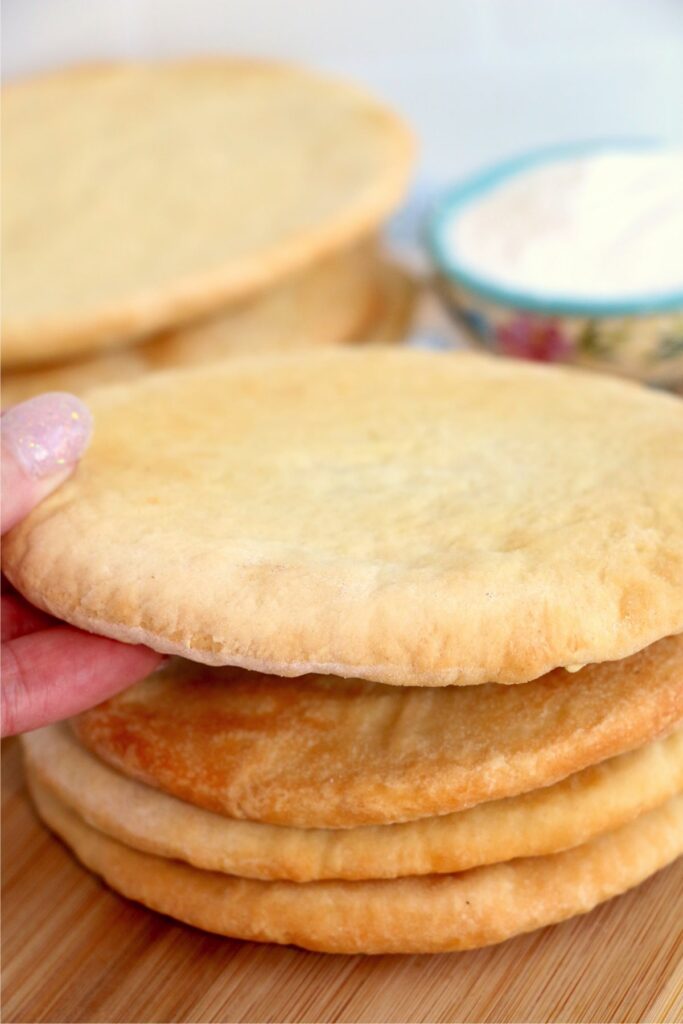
[
  {"x1": 4, "y1": 351, "x2": 682, "y2": 686},
  {"x1": 24, "y1": 723, "x2": 683, "y2": 881},
  {"x1": 1, "y1": 247, "x2": 416, "y2": 407},
  {"x1": 28, "y1": 778, "x2": 683, "y2": 954},
  {"x1": 70, "y1": 637, "x2": 683, "y2": 828},
  {"x1": 2, "y1": 60, "x2": 413, "y2": 366}
]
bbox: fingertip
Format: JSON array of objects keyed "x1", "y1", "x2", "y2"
[
  {"x1": 2, "y1": 393, "x2": 93, "y2": 480},
  {"x1": 1, "y1": 393, "x2": 93, "y2": 532}
]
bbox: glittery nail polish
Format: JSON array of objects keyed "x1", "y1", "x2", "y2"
[{"x1": 1, "y1": 392, "x2": 93, "y2": 479}]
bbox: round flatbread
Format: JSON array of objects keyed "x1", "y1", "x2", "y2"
[
  {"x1": 24, "y1": 723, "x2": 683, "y2": 881},
  {"x1": 2, "y1": 60, "x2": 413, "y2": 366},
  {"x1": 70, "y1": 636, "x2": 683, "y2": 827},
  {"x1": 28, "y1": 779, "x2": 683, "y2": 954},
  {"x1": 1, "y1": 245, "x2": 413, "y2": 407},
  {"x1": 4, "y1": 350, "x2": 682, "y2": 686}
]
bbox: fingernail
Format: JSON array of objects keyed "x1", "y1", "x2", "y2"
[{"x1": 2, "y1": 393, "x2": 93, "y2": 479}]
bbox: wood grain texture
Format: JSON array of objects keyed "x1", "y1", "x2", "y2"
[{"x1": 2, "y1": 738, "x2": 682, "y2": 1023}]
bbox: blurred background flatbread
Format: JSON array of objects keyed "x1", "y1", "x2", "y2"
[
  {"x1": 1, "y1": 247, "x2": 417, "y2": 406},
  {"x1": 2, "y1": 60, "x2": 414, "y2": 365}
]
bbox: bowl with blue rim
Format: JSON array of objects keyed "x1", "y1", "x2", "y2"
[{"x1": 426, "y1": 140, "x2": 683, "y2": 386}]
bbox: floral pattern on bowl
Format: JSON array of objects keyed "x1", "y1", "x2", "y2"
[{"x1": 439, "y1": 277, "x2": 683, "y2": 387}]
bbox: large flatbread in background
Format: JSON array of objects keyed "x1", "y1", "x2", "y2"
[
  {"x1": 70, "y1": 637, "x2": 683, "y2": 827},
  {"x1": 2, "y1": 60, "x2": 413, "y2": 365},
  {"x1": 1, "y1": 247, "x2": 415, "y2": 406},
  {"x1": 4, "y1": 350, "x2": 682, "y2": 686},
  {"x1": 28, "y1": 779, "x2": 683, "y2": 955},
  {"x1": 24, "y1": 723, "x2": 683, "y2": 880}
]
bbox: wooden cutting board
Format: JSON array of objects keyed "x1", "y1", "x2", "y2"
[{"x1": 2, "y1": 738, "x2": 681, "y2": 1023}]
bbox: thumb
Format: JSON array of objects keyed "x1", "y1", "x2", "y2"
[{"x1": 1, "y1": 393, "x2": 93, "y2": 534}]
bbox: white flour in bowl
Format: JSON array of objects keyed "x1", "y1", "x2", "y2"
[{"x1": 446, "y1": 149, "x2": 683, "y2": 300}]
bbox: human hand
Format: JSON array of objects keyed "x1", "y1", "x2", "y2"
[{"x1": 1, "y1": 393, "x2": 163, "y2": 737}]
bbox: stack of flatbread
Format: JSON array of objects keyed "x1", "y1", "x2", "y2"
[
  {"x1": 1, "y1": 60, "x2": 416, "y2": 406},
  {"x1": 6, "y1": 348, "x2": 683, "y2": 954}
]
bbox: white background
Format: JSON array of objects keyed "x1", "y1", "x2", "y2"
[{"x1": 4, "y1": 0, "x2": 683, "y2": 185}]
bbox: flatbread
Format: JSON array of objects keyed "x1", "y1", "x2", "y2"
[
  {"x1": 361, "y1": 255, "x2": 417, "y2": 343},
  {"x1": 2, "y1": 60, "x2": 413, "y2": 366},
  {"x1": 4, "y1": 350, "x2": 682, "y2": 686},
  {"x1": 70, "y1": 636, "x2": 683, "y2": 827},
  {"x1": 24, "y1": 723, "x2": 683, "y2": 881},
  {"x1": 1, "y1": 247, "x2": 414, "y2": 407},
  {"x1": 28, "y1": 779, "x2": 683, "y2": 954}
]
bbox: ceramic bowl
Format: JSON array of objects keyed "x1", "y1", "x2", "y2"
[{"x1": 426, "y1": 143, "x2": 683, "y2": 386}]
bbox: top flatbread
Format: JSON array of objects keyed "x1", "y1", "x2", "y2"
[
  {"x1": 2, "y1": 60, "x2": 413, "y2": 366},
  {"x1": 3, "y1": 350, "x2": 682, "y2": 686}
]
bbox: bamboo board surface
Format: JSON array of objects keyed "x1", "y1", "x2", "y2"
[{"x1": 2, "y1": 738, "x2": 682, "y2": 1023}]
